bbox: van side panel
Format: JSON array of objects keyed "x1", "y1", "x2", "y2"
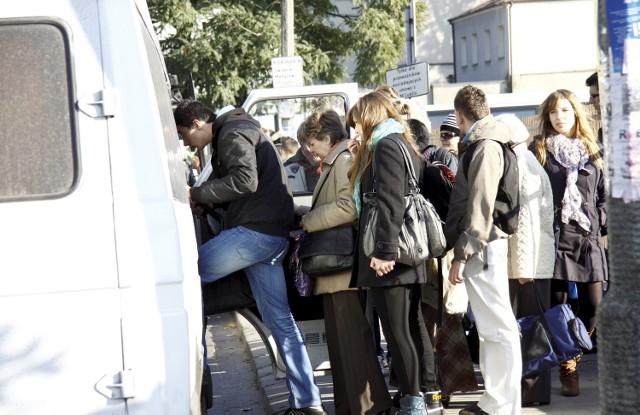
[
  {"x1": 99, "y1": 0, "x2": 204, "y2": 413},
  {"x1": 0, "y1": 0, "x2": 204, "y2": 414}
]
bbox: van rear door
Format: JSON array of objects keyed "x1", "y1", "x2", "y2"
[{"x1": 0, "y1": 2, "x2": 124, "y2": 414}]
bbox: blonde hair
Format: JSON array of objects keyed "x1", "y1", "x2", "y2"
[
  {"x1": 346, "y1": 91, "x2": 418, "y2": 190},
  {"x1": 374, "y1": 85, "x2": 411, "y2": 117},
  {"x1": 533, "y1": 89, "x2": 603, "y2": 169}
]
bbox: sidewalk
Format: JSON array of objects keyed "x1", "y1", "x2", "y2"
[{"x1": 207, "y1": 311, "x2": 600, "y2": 415}]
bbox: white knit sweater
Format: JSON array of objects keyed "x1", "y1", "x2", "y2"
[{"x1": 508, "y1": 143, "x2": 555, "y2": 279}]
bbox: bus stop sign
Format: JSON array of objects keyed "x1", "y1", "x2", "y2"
[{"x1": 385, "y1": 61, "x2": 429, "y2": 98}]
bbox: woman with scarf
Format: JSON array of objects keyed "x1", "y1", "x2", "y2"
[
  {"x1": 530, "y1": 89, "x2": 608, "y2": 398},
  {"x1": 347, "y1": 92, "x2": 439, "y2": 415}
]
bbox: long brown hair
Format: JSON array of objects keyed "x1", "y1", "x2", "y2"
[
  {"x1": 374, "y1": 85, "x2": 412, "y2": 118},
  {"x1": 346, "y1": 91, "x2": 417, "y2": 190},
  {"x1": 533, "y1": 89, "x2": 603, "y2": 169}
]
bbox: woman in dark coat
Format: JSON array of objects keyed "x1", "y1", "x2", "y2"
[
  {"x1": 530, "y1": 89, "x2": 608, "y2": 398},
  {"x1": 346, "y1": 92, "x2": 438, "y2": 415}
]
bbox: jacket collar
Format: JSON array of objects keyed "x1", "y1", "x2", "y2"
[{"x1": 322, "y1": 139, "x2": 351, "y2": 167}]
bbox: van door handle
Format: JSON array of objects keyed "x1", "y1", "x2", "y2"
[
  {"x1": 77, "y1": 88, "x2": 117, "y2": 118},
  {"x1": 95, "y1": 369, "x2": 135, "y2": 399}
]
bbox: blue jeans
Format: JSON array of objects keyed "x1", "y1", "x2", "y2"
[{"x1": 199, "y1": 226, "x2": 322, "y2": 408}]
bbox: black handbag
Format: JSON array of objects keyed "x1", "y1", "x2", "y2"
[
  {"x1": 518, "y1": 283, "x2": 593, "y2": 377},
  {"x1": 363, "y1": 136, "x2": 446, "y2": 265},
  {"x1": 298, "y1": 225, "x2": 355, "y2": 277},
  {"x1": 298, "y1": 149, "x2": 355, "y2": 278}
]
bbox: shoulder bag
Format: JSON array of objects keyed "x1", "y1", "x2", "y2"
[
  {"x1": 518, "y1": 282, "x2": 593, "y2": 377},
  {"x1": 363, "y1": 136, "x2": 447, "y2": 266}
]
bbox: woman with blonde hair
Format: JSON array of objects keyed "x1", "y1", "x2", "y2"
[
  {"x1": 347, "y1": 91, "x2": 440, "y2": 415},
  {"x1": 530, "y1": 89, "x2": 607, "y2": 398}
]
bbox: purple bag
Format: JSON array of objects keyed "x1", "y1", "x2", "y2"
[{"x1": 289, "y1": 230, "x2": 314, "y2": 297}]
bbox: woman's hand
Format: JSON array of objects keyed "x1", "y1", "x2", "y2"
[
  {"x1": 370, "y1": 257, "x2": 395, "y2": 277},
  {"x1": 518, "y1": 278, "x2": 534, "y2": 285},
  {"x1": 347, "y1": 137, "x2": 361, "y2": 156}
]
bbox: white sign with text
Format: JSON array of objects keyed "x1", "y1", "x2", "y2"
[
  {"x1": 386, "y1": 61, "x2": 429, "y2": 99},
  {"x1": 271, "y1": 56, "x2": 304, "y2": 88}
]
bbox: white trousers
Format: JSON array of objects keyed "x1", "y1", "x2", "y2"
[{"x1": 464, "y1": 238, "x2": 522, "y2": 415}]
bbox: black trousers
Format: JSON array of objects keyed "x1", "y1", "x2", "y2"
[
  {"x1": 370, "y1": 284, "x2": 437, "y2": 396},
  {"x1": 509, "y1": 279, "x2": 552, "y2": 405}
]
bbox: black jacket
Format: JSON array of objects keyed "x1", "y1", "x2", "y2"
[
  {"x1": 190, "y1": 108, "x2": 294, "y2": 237},
  {"x1": 350, "y1": 133, "x2": 427, "y2": 288}
]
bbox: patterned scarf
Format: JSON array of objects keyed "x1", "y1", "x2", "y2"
[
  {"x1": 546, "y1": 134, "x2": 591, "y2": 232},
  {"x1": 352, "y1": 119, "x2": 405, "y2": 215}
]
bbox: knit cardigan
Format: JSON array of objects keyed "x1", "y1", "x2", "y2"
[{"x1": 507, "y1": 143, "x2": 555, "y2": 279}]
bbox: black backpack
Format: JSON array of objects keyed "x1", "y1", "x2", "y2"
[
  {"x1": 462, "y1": 139, "x2": 520, "y2": 234},
  {"x1": 420, "y1": 157, "x2": 454, "y2": 221}
]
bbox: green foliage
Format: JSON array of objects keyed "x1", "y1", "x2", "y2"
[{"x1": 148, "y1": 0, "x2": 428, "y2": 109}]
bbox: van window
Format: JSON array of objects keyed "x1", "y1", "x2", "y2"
[
  {"x1": 246, "y1": 94, "x2": 348, "y2": 196},
  {"x1": 0, "y1": 20, "x2": 77, "y2": 201},
  {"x1": 139, "y1": 17, "x2": 188, "y2": 203}
]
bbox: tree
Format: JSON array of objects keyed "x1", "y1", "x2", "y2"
[{"x1": 148, "y1": 0, "x2": 426, "y2": 109}]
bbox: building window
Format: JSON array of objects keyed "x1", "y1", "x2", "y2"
[
  {"x1": 461, "y1": 36, "x2": 468, "y2": 67},
  {"x1": 497, "y1": 25, "x2": 505, "y2": 59},
  {"x1": 471, "y1": 33, "x2": 478, "y2": 65},
  {"x1": 484, "y1": 29, "x2": 491, "y2": 62}
]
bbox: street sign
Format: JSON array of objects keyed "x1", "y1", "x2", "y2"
[
  {"x1": 271, "y1": 56, "x2": 304, "y2": 88},
  {"x1": 385, "y1": 61, "x2": 429, "y2": 98}
]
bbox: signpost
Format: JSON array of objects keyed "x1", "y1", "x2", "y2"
[
  {"x1": 271, "y1": 56, "x2": 303, "y2": 88},
  {"x1": 385, "y1": 61, "x2": 429, "y2": 99}
]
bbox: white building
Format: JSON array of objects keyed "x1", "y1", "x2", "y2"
[{"x1": 335, "y1": 0, "x2": 597, "y2": 105}]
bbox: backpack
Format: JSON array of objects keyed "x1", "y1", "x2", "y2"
[
  {"x1": 420, "y1": 157, "x2": 454, "y2": 221},
  {"x1": 462, "y1": 139, "x2": 520, "y2": 234}
]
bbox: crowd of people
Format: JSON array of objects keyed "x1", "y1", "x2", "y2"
[{"x1": 174, "y1": 74, "x2": 607, "y2": 415}]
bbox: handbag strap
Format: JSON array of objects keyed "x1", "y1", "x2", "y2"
[{"x1": 370, "y1": 135, "x2": 420, "y2": 195}]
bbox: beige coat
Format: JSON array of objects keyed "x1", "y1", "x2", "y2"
[
  {"x1": 303, "y1": 140, "x2": 357, "y2": 295},
  {"x1": 445, "y1": 115, "x2": 513, "y2": 263}
]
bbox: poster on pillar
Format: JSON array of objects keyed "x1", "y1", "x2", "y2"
[
  {"x1": 385, "y1": 61, "x2": 430, "y2": 99},
  {"x1": 604, "y1": 0, "x2": 640, "y2": 202}
]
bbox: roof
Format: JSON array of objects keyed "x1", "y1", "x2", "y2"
[{"x1": 448, "y1": 0, "x2": 547, "y2": 22}]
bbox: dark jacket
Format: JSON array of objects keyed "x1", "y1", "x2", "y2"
[
  {"x1": 350, "y1": 133, "x2": 427, "y2": 288},
  {"x1": 537, "y1": 144, "x2": 608, "y2": 282},
  {"x1": 191, "y1": 108, "x2": 294, "y2": 237}
]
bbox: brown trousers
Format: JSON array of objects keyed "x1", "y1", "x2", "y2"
[{"x1": 324, "y1": 290, "x2": 392, "y2": 415}]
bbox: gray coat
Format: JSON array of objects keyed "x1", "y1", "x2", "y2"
[{"x1": 350, "y1": 133, "x2": 427, "y2": 288}]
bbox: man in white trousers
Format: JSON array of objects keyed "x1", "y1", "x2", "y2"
[{"x1": 444, "y1": 85, "x2": 522, "y2": 415}]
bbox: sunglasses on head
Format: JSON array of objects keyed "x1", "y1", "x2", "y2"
[{"x1": 440, "y1": 132, "x2": 456, "y2": 139}]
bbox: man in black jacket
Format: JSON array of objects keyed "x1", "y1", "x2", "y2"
[{"x1": 174, "y1": 100, "x2": 326, "y2": 415}]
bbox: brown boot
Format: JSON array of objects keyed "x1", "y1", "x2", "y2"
[{"x1": 559, "y1": 358, "x2": 580, "y2": 397}]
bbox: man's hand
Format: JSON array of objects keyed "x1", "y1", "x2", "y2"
[{"x1": 449, "y1": 259, "x2": 466, "y2": 285}]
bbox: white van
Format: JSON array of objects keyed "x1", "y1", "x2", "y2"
[{"x1": 0, "y1": 1, "x2": 207, "y2": 414}]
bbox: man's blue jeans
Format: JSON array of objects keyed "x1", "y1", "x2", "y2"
[{"x1": 199, "y1": 226, "x2": 322, "y2": 408}]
